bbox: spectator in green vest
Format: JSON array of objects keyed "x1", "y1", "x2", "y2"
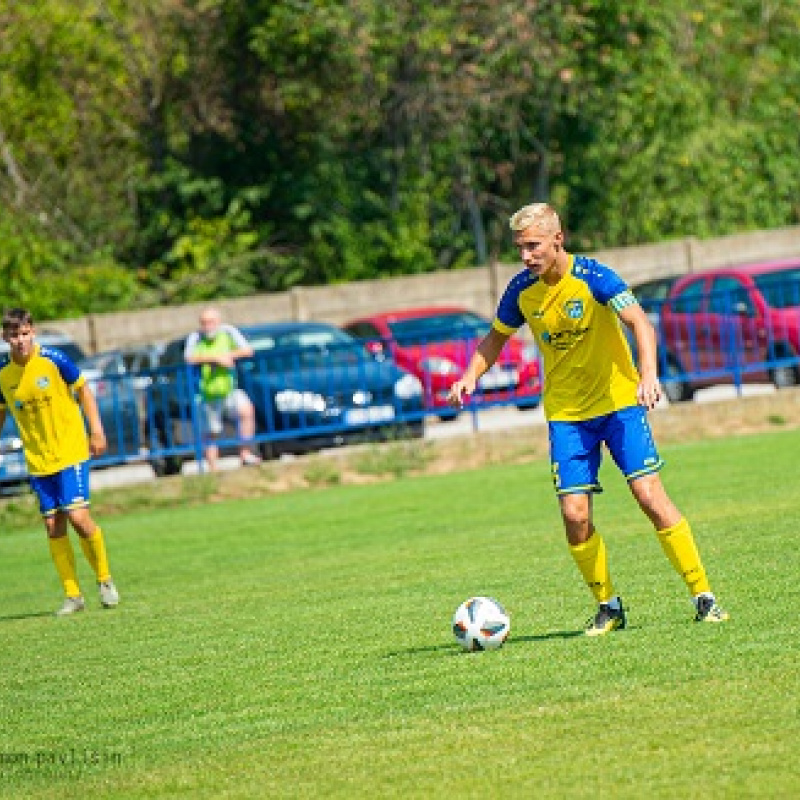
[{"x1": 184, "y1": 307, "x2": 262, "y2": 471}]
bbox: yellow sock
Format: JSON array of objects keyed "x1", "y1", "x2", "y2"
[
  {"x1": 48, "y1": 536, "x2": 81, "y2": 598},
  {"x1": 569, "y1": 531, "x2": 614, "y2": 603},
  {"x1": 79, "y1": 527, "x2": 111, "y2": 583},
  {"x1": 656, "y1": 517, "x2": 711, "y2": 596}
]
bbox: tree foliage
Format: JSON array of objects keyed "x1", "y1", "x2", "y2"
[{"x1": 0, "y1": 0, "x2": 797, "y2": 319}]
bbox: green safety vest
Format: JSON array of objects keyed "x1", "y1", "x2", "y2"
[{"x1": 192, "y1": 332, "x2": 238, "y2": 400}]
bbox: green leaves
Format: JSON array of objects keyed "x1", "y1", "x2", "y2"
[{"x1": 0, "y1": 1, "x2": 798, "y2": 319}]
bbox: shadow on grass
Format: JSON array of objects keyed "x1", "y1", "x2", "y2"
[
  {"x1": 383, "y1": 643, "x2": 462, "y2": 658},
  {"x1": 384, "y1": 629, "x2": 586, "y2": 658},
  {"x1": 507, "y1": 630, "x2": 585, "y2": 643},
  {"x1": 0, "y1": 610, "x2": 53, "y2": 622}
]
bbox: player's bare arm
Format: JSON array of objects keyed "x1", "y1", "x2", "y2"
[
  {"x1": 185, "y1": 352, "x2": 236, "y2": 368},
  {"x1": 618, "y1": 303, "x2": 661, "y2": 410},
  {"x1": 185, "y1": 345, "x2": 252, "y2": 369},
  {"x1": 76, "y1": 383, "x2": 107, "y2": 457},
  {"x1": 447, "y1": 328, "x2": 510, "y2": 407},
  {"x1": 228, "y1": 346, "x2": 253, "y2": 362}
]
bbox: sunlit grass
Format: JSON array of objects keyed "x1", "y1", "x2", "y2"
[{"x1": 0, "y1": 430, "x2": 798, "y2": 798}]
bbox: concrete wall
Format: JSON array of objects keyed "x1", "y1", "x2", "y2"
[{"x1": 49, "y1": 225, "x2": 800, "y2": 353}]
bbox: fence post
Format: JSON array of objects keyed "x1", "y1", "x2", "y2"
[
  {"x1": 86, "y1": 315, "x2": 101, "y2": 355},
  {"x1": 685, "y1": 236, "x2": 698, "y2": 274},
  {"x1": 290, "y1": 287, "x2": 307, "y2": 321},
  {"x1": 488, "y1": 254, "x2": 500, "y2": 311}
]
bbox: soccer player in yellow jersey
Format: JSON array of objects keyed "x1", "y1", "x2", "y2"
[
  {"x1": 448, "y1": 203, "x2": 728, "y2": 634},
  {"x1": 0, "y1": 308, "x2": 120, "y2": 616}
]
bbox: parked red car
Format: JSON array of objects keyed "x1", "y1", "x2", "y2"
[
  {"x1": 659, "y1": 259, "x2": 800, "y2": 401},
  {"x1": 342, "y1": 306, "x2": 542, "y2": 415}
]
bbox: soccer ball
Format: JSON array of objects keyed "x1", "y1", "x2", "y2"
[{"x1": 452, "y1": 596, "x2": 510, "y2": 651}]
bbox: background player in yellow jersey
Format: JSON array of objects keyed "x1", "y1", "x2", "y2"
[
  {"x1": 448, "y1": 203, "x2": 728, "y2": 634},
  {"x1": 0, "y1": 308, "x2": 120, "y2": 616}
]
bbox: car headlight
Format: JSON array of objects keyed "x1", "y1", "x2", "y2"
[
  {"x1": 275, "y1": 390, "x2": 326, "y2": 413},
  {"x1": 394, "y1": 374, "x2": 423, "y2": 399},
  {"x1": 418, "y1": 356, "x2": 460, "y2": 376}
]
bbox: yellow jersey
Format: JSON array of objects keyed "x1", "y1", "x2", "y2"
[
  {"x1": 0, "y1": 344, "x2": 89, "y2": 475},
  {"x1": 493, "y1": 254, "x2": 640, "y2": 421}
]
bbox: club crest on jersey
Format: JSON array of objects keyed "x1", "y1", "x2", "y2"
[
  {"x1": 36, "y1": 377, "x2": 50, "y2": 389},
  {"x1": 565, "y1": 300, "x2": 584, "y2": 319}
]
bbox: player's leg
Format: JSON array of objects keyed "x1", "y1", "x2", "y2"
[
  {"x1": 629, "y1": 474, "x2": 728, "y2": 622},
  {"x1": 55, "y1": 463, "x2": 120, "y2": 609},
  {"x1": 70, "y1": 507, "x2": 120, "y2": 609},
  {"x1": 31, "y1": 474, "x2": 84, "y2": 614},
  {"x1": 202, "y1": 399, "x2": 224, "y2": 472},
  {"x1": 46, "y1": 512, "x2": 85, "y2": 615},
  {"x1": 550, "y1": 419, "x2": 626, "y2": 635},
  {"x1": 607, "y1": 406, "x2": 728, "y2": 623},
  {"x1": 230, "y1": 389, "x2": 260, "y2": 465}
]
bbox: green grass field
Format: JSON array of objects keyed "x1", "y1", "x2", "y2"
[{"x1": 1, "y1": 430, "x2": 798, "y2": 799}]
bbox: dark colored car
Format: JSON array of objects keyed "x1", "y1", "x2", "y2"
[
  {"x1": 0, "y1": 330, "x2": 87, "y2": 364},
  {"x1": 145, "y1": 322, "x2": 425, "y2": 476},
  {"x1": 630, "y1": 276, "x2": 682, "y2": 327},
  {"x1": 342, "y1": 306, "x2": 541, "y2": 418},
  {"x1": 77, "y1": 351, "x2": 143, "y2": 464},
  {"x1": 659, "y1": 259, "x2": 800, "y2": 401},
  {"x1": 624, "y1": 275, "x2": 683, "y2": 365},
  {"x1": 0, "y1": 415, "x2": 28, "y2": 496}
]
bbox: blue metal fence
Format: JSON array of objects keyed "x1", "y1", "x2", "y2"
[
  {"x1": 142, "y1": 340, "x2": 429, "y2": 476},
  {"x1": 2, "y1": 280, "x2": 799, "y2": 489},
  {"x1": 132, "y1": 333, "x2": 541, "y2": 475},
  {"x1": 657, "y1": 277, "x2": 800, "y2": 401}
]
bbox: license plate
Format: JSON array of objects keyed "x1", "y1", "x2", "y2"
[
  {"x1": 0, "y1": 452, "x2": 26, "y2": 476},
  {"x1": 479, "y1": 367, "x2": 518, "y2": 390},
  {"x1": 345, "y1": 405, "x2": 396, "y2": 424}
]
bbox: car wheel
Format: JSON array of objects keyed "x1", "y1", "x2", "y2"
[
  {"x1": 769, "y1": 343, "x2": 800, "y2": 388},
  {"x1": 147, "y1": 419, "x2": 183, "y2": 477},
  {"x1": 402, "y1": 421, "x2": 425, "y2": 440},
  {"x1": 662, "y1": 355, "x2": 695, "y2": 403},
  {"x1": 150, "y1": 454, "x2": 182, "y2": 478},
  {"x1": 259, "y1": 440, "x2": 280, "y2": 460}
]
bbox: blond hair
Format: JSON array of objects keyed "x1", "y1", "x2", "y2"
[{"x1": 509, "y1": 203, "x2": 561, "y2": 234}]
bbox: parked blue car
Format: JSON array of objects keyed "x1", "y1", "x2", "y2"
[
  {"x1": 77, "y1": 351, "x2": 143, "y2": 465},
  {"x1": 145, "y1": 321, "x2": 425, "y2": 476},
  {"x1": 0, "y1": 415, "x2": 28, "y2": 496}
]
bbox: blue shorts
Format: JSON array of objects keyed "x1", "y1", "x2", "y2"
[
  {"x1": 29, "y1": 463, "x2": 91, "y2": 518},
  {"x1": 548, "y1": 406, "x2": 663, "y2": 496}
]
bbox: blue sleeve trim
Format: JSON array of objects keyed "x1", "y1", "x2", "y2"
[
  {"x1": 573, "y1": 256, "x2": 628, "y2": 305},
  {"x1": 495, "y1": 268, "x2": 536, "y2": 330},
  {"x1": 40, "y1": 346, "x2": 82, "y2": 386}
]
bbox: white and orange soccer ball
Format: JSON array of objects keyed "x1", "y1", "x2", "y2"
[{"x1": 452, "y1": 596, "x2": 510, "y2": 651}]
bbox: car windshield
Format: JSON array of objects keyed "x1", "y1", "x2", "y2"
[
  {"x1": 387, "y1": 312, "x2": 490, "y2": 345},
  {"x1": 632, "y1": 279, "x2": 677, "y2": 303},
  {"x1": 754, "y1": 269, "x2": 800, "y2": 309},
  {"x1": 79, "y1": 351, "x2": 124, "y2": 375},
  {"x1": 56, "y1": 342, "x2": 87, "y2": 363},
  {"x1": 244, "y1": 327, "x2": 363, "y2": 371}
]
